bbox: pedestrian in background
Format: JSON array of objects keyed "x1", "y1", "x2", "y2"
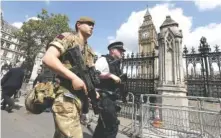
[{"x1": 1, "y1": 62, "x2": 25, "y2": 113}]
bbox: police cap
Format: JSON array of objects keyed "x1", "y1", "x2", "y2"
[{"x1": 108, "y1": 41, "x2": 126, "y2": 52}]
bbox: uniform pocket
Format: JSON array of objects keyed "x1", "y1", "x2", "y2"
[{"x1": 52, "y1": 94, "x2": 75, "y2": 113}]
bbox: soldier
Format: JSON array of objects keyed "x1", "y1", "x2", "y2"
[
  {"x1": 42, "y1": 16, "x2": 96, "y2": 138},
  {"x1": 93, "y1": 41, "x2": 126, "y2": 138}
]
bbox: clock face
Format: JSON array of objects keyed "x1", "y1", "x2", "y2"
[{"x1": 142, "y1": 32, "x2": 149, "y2": 39}]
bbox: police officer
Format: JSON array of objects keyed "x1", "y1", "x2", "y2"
[
  {"x1": 42, "y1": 16, "x2": 96, "y2": 138},
  {"x1": 93, "y1": 41, "x2": 126, "y2": 138}
]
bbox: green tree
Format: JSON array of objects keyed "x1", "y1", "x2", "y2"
[{"x1": 14, "y1": 9, "x2": 73, "y2": 77}]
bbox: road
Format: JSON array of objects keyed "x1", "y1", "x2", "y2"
[{"x1": 1, "y1": 97, "x2": 129, "y2": 138}]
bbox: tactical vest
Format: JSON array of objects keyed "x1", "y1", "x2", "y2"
[
  {"x1": 58, "y1": 45, "x2": 95, "y2": 114},
  {"x1": 97, "y1": 54, "x2": 122, "y2": 91},
  {"x1": 56, "y1": 34, "x2": 95, "y2": 93},
  {"x1": 104, "y1": 54, "x2": 122, "y2": 76}
]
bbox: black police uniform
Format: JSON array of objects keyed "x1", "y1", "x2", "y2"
[{"x1": 93, "y1": 41, "x2": 125, "y2": 138}]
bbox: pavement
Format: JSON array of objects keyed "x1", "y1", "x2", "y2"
[{"x1": 1, "y1": 96, "x2": 130, "y2": 138}]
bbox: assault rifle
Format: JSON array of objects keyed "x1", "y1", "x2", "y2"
[{"x1": 62, "y1": 45, "x2": 101, "y2": 114}]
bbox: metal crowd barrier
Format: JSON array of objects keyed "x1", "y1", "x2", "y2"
[
  {"x1": 85, "y1": 92, "x2": 221, "y2": 138},
  {"x1": 86, "y1": 92, "x2": 137, "y2": 135},
  {"x1": 136, "y1": 94, "x2": 221, "y2": 138},
  {"x1": 116, "y1": 92, "x2": 136, "y2": 135}
]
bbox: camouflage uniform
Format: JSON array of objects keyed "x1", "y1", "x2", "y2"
[{"x1": 48, "y1": 17, "x2": 95, "y2": 138}]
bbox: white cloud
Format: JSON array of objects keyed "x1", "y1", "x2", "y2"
[
  {"x1": 11, "y1": 16, "x2": 40, "y2": 29},
  {"x1": 109, "y1": 3, "x2": 221, "y2": 53},
  {"x1": 107, "y1": 9, "x2": 145, "y2": 52},
  {"x1": 109, "y1": 3, "x2": 193, "y2": 52},
  {"x1": 185, "y1": 23, "x2": 221, "y2": 51},
  {"x1": 194, "y1": 0, "x2": 221, "y2": 11},
  {"x1": 12, "y1": 22, "x2": 23, "y2": 29},
  {"x1": 26, "y1": 16, "x2": 40, "y2": 21}
]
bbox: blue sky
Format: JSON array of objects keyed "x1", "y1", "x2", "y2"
[{"x1": 2, "y1": 1, "x2": 221, "y2": 54}]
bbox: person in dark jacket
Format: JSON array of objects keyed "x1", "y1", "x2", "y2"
[{"x1": 1, "y1": 62, "x2": 25, "y2": 112}]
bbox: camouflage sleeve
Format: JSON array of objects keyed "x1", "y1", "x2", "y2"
[
  {"x1": 48, "y1": 32, "x2": 74, "y2": 54},
  {"x1": 88, "y1": 46, "x2": 96, "y2": 57},
  {"x1": 86, "y1": 45, "x2": 95, "y2": 66}
]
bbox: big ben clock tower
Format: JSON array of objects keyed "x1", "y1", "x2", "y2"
[
  {"x1": 139, "y1": 6, "x2": 158, "y2": 53},
  {"x1": 138, "y1": 6, "x2": 158, "y2": 76}
]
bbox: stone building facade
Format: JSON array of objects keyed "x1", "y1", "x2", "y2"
[
  {"x1": 1, "y1": 14, "x2": 25, "y2": 75},
  {"x1": 138, "y1": 6, "x2": 186, "y2": 95},
  {"x1": 0, "y1": 13, "x2": 45, "y2": 83}
]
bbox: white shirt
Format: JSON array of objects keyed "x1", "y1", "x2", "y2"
[{"x1": 95, "y1": 57, "x2": 110, "y2": 73}]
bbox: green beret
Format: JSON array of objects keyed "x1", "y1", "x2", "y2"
[{"x1": 76, "y1": 16, "x2": 95, "y2": 24}]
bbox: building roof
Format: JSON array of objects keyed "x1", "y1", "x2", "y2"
[
  {"x1": 160, "y1": 16, "x2": 178, "y2": 29},
  {"x1": 140, "y1": 5, "x2": 153, "y2": 28},
  {"x1": 144, "y1": 5, "x2": 151, "y2": 17}
]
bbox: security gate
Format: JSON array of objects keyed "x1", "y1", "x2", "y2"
[
  {"x1": 121, "y1": 51, "x2": 158, "y2": 101},
  {"x1": 183, "y1": 37, "x2": 221, "y2": 97}
]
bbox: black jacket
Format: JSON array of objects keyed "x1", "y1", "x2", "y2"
[
  {"x1": 32, "y1": 74, "x2": 44, "y2": 88},
  {"x1": 1, "y1": 67, "x2": 25, "y2": 90},
  {"x1": 97, "y1": 54, "x2": 122, "y2": 91}
]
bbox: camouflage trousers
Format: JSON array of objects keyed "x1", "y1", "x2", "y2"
[{"x1": 52, "y1": 90, "x2": 83, "y2": 138}]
